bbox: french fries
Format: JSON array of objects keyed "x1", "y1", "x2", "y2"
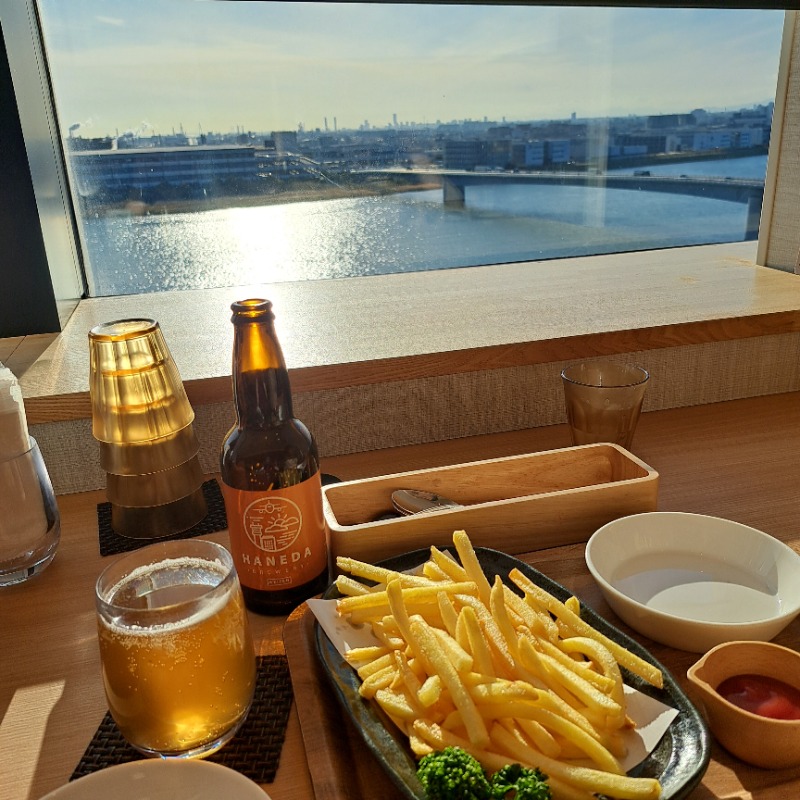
[{"x1": 335, "y1": 530, "x2": 663, "y2": 800}]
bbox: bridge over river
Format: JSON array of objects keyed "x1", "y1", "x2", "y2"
[{"x1": 361, "y1": 168, "x2": 765, "y2": 240}]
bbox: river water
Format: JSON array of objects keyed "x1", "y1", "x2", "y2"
[{"x1": 82, "y1": 155, "x2": 767, "y2": 297}]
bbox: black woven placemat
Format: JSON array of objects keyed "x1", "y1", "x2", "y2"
[
  {"x1": 97, "y1": 474, "x2": 341, "y2": 557},
  {"x1": 71, "y1": 654, "x2": 293, "y2": 784},
  {"x1": 96, "y1": 479, "x2": 228, "y2": 557}
]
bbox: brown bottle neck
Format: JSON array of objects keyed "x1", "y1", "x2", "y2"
[{"x1": 230, "y1": 300, "x2": 294, "y2": 427}]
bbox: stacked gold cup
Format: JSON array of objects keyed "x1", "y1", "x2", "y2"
[{"x1": 88, "y1": 319, "x2": 207, "y2": 539}]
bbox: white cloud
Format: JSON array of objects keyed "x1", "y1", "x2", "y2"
[{"x1": 95, "y1": 15, "x2": 125, "y2": 27}]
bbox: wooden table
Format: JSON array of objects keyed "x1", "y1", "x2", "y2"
[{"x1": 4, "y1": 392, "x2": 800, "y2": 800}]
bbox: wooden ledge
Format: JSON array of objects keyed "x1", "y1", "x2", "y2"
[{"x1": 8, "y1": 241, "x2": 800, "y2": 425}]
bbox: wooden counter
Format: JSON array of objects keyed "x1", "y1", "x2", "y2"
[{"x1": 3, "y1": 392, "x2": 800, "y2": 800}]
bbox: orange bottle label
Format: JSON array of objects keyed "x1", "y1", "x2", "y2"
[{"x1": 221, "y1": 473, "x2": 328, "y2": 591}]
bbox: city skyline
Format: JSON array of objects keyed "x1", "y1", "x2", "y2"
[
  {"x1": 39, "y1": 2, "x2": 784, "y2": 139},
  {"x1": 68, "y1": 99, "x2": 773, "y2": 148}
]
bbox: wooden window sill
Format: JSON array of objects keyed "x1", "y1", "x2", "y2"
[{"x1": 6, "y1": 240, "x2": 800, "y2": 426}]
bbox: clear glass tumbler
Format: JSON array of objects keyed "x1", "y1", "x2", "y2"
[
  {"x1": 0, "y1": 437, "x2": 60, "y2": 587},
  {"x1": 561, "y1": 361, "x2": 650, "y2": 450},
  {"x1": 95, "y1": 539, "x2": 256, "y2": 758}
]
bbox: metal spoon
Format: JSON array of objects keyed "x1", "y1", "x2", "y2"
[{"x1": 391, "y1": 489, "x2": 463, "y2": 516}]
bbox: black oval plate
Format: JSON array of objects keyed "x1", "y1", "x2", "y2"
[{"x1": 315, "y1": 546, "x2": 711, "y2": 799}]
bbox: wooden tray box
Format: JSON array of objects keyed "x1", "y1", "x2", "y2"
[{"x1": 322, "y1": 443, "x2": 658, "y2": 563}]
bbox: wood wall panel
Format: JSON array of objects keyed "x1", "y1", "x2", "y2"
[{"x1": 35, "y1": 331, "x2": 800, "y2": 495}]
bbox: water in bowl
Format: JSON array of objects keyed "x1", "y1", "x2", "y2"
[{"x1": 611, "y1": 552, "x2": 782, "y2": 623}]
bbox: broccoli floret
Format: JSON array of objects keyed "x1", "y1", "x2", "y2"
[
  {"x1": 416, "y1": 746, "x2": 493, "y2": 800},
  {"x1": 490, "y1": 763, "x2": 551, "y2": 799}
]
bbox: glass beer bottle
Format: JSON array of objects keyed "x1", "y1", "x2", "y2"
[{"x1": 220, "y1": 299, "x2": 329, "y2": 614}]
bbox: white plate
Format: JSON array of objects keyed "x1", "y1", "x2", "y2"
[{"x1": 41, "y1": 760, "x2": 269, "y2": 799}]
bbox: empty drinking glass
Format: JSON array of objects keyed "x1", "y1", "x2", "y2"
[
  {"x1": 561, "y1": 361, "x2": 650, "y2": 451},
  {"x1": 0, "y1": 438, "x2": 60, "y2": 586}
]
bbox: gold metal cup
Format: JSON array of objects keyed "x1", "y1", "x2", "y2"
[
  {"x1": 110, "y1": 485, "x2": 208, "y2": 540},
  {"x1": 89, "y1": 319, "x2": 195, "y2": 444},
  {"x1": 98, "y1": 423, "x2": 200, "y2": 476},
  {"x1": 105, "y1": 454, "x2": 205, "y2": 508}
]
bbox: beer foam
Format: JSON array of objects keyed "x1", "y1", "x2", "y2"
[{"x1": 101, "y1": 556, "x2": 232, "y2": 635}]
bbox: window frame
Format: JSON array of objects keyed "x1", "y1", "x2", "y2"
[
  {"x1": 2, "y1": 1, "x2": 797, "y2": 339},
  {"x1": 1, "y1": 0, "x2": 85, "y2": 337}
]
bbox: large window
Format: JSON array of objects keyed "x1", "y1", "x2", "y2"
[{"x1": 31, "y1": 1, "x2": 784, "y2": 298}]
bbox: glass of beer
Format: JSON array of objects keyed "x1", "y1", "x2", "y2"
[{"x1": 95, "y1": 539, "x2": 256, "y2": 758}]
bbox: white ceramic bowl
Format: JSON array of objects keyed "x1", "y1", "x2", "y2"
[
  {"x1": 585, "y1": 512, "x2": 800, "y2": 653},
  {"x1": 40, "y1": 760, "x2": 269, "y2": 800}
]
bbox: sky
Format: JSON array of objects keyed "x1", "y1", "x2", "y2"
[{"x1": 38, "y1": 1, "x2": 786, "y2": 139}]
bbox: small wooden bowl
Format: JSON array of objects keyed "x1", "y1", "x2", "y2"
[{"x1": 687, "y1": 641, "x2": 800, "y2": 769}]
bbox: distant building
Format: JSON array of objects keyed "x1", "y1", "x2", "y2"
[
  {"x1": 272, "y1": 131, "x2": 298, "y2": 155},
  {"x1": 545, "y1": 139, "x2": 570, "y2": 164},
  {"x1": 735, "y1": 127, "x2": 765, "y2": 147},
  {"x1": 487, "y1": 126, "x2": 513, "y2": 140},
  {"x1": 613, "y1": 133, "x2": 676, "y2": 155},
  {"x1": 688, "y1": 129, "x2": 734, "y2": 150},
  {"x1": 66, "y1": 136, "x2": 113, "y2": 152},
  {"x1": 443, "y1": 139, "x2": 489, "y2": 169},
  {"x1": 445, "y1": 136, "x2": 569, "y2": 170},
  {"x1": 70, "y1": 145, "x2": 258, "y2": 202},
  {"x1": 487, "y1": 138, "x2": 512, "y2": 168},
  {"x1": 647, "y1": 113, "x2": 695, "y2": 129},
  {"x1": 511, "y1": 141, "x2": 545, "y2": 168}
]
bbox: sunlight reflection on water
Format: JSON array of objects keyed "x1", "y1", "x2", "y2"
[{"x1": 84, "y1": 156, "x2": 764, "y2": 297}]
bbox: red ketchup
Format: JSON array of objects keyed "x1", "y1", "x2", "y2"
[{"x1": 717, "y1": 674, "x2": 800, "y2": 720}]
